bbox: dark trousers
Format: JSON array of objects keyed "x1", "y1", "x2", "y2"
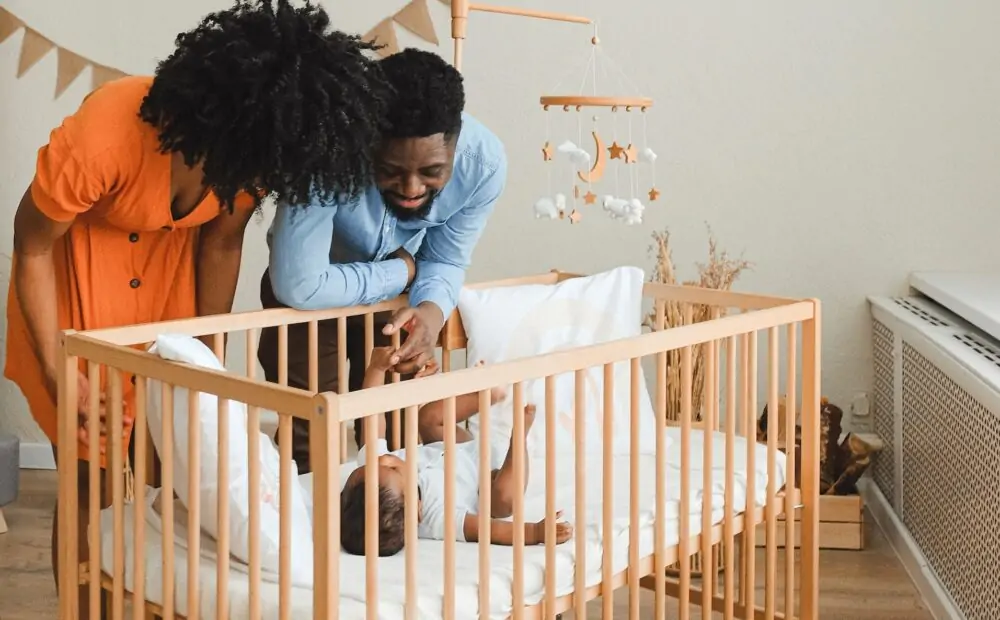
[{"x1": 256, "y1": 270, "x2": 406, "y2": 474}]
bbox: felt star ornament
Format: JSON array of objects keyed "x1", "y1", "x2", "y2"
[
  {"x1": 569, "y1": 210, "x2": 582, "y2": 224},
  {"x1": 583, "y1": 191, "x2": 596, "y2": 205},
  {"x1": 648, "y1": 187, "x2": 661, "y2": 201},
  {"x1": 608, "y1": 141, "x2": 625, "y2": 159}
]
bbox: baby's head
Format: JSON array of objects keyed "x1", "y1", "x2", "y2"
[{"x1": 340, "y1": 453, "x2": 419, "y2": 556}]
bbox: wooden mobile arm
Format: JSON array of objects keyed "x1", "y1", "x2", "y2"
[
  {"x1": 450, "y1": 0, "x2": 591, "y2": 71},
  {"x1": 449, "y1": 1, "x2": 653, "y2": 110}
]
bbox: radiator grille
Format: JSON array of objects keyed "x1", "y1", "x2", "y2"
[
  {"x1": 871, "y1": 319, "x2": 895, "y2": 505},
  {"x1": 892, "y1": 297, "x2": 949, "y2": 327},
  {"x1": 954, "y1": 333, "x2": 1000, "y2": 369},
  {"x1": 900, "y1": 343, "x2": 1000, "y2": 619}
]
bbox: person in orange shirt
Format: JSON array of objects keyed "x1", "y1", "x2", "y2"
[{"x1": 5, "y1": 1, "x2": 393, "y2": 615}]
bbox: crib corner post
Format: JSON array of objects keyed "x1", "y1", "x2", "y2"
[
  {"x1": 311, "y1": 392, "x2": 341, "y2": 620},
  {"x1": 799, "y1": 300, "x2": 822, "y2": 619},
  {"x1": 56, "y1": 330, "x2": 80, "y2": 620}
]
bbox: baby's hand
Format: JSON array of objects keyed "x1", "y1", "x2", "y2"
[
  {"x1": 369, "y1": 346, "x2": 398, "y2": 372},
  {"x1": 528, "y1": 510, "x2": 574, "y2": 545},
  {"x1": 414, "y1": 358, "x2": 440, "y2": 378}
]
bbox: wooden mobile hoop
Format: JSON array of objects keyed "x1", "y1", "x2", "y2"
[{"x1": 449, "y1": 1, "x2": 659, "y2": 227}]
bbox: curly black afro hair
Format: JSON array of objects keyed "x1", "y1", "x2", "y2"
[
  {"x1": 139, "y1": 0, "x2": 393, "y2": 211},
  {"x1": 379, "y1": 48, "x2": 465, "y2": 141}
]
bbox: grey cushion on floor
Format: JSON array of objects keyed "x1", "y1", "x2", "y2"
[{"x1": 0, "y1": 434, "x2": 19, "y2": 507}]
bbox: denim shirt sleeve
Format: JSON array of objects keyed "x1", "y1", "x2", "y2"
[
  {"x1": 268, "y1": 200, "x2": 410, "y2": 310},
  {"x1": 408, "y1": 154, "x2": 507, "y2": 318}
]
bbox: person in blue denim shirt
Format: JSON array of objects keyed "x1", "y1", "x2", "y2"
[{"x1": 257, "y1": 49, "x2": 507, "y2": 470}]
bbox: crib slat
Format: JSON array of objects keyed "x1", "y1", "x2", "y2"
[
  {"x1": 160, "y1": 383, "x2": 175, "y2": 620},
  {"x1": 110, "y1": 369, "x2": 125, "y2": 620},
  {"x1": 187, "y1": 391, "x2": 201, "y2": 620},
  {"x1": 312, "y1": 394, "x2": 341, "y2": 620},
  {"x1": 701, "y1": 332, "x2": 716, "y2": 620},
  {"x1": 479, "y1": 387, "x2": 494, "y2": 620},
  {"x1": 444, "y1": 395, "x2": 458, "y2": 619},
  {"x1": 217, "y1": 396, "x2": 231, "y2": 619},
  {"x1": 405, "y1": 404, "x2": 420, "y2": 620},
  {"x1": 364, "y1": 412, "x2": 379, "y2": 620},
  {"x1": 654, "y1": 300, "x2": 668, "y2": 620},
  {"x1": 212, "y1": 333, "x2": 225, "y2": 365},
  {"x1": 724, "y1": 336, "x2": 737, "y2": 619},
  {"x1": 742, "y1": 332, "x2": 758, "y2": 619},
  {"x1": 246, "y1": 329, "x2": 263, "y2": 618},
  {"x1": 800, "y1": 305, "x2": 822, "y2": 619},
  {"x1": 543, "y1": 376, "x2": 556, "y2": 620},
  {"x1": 337, "y1": 317, "x2": 348, "y2": 460},
  {"x1": 309, "y1": 320, "x2": 319, "y2": 393},
  {"x1": 364, "y1": 313, "x2": 374, "y2": 368},
  {"x1": 56, "y1": 347, "x2": 79, "y2": 620},
  {"x1": 573, "y1": 369, "x2": 587, "y2": 620},
  {"x1": 601, "y1": 363, "x2": 614, "y2": 619},
  {"x1": 87, "y1": 362, "x2": 101, "y2": 620},
  {"x1": 628, "y1": 357, "x2": 641, "y2": 620},
  {"x1": 392, "y1": 330, "x2": 402, "y2": 450},
  {"x1": 511, "y1": 383, "x2": 525, "y2": 619},
  {"x1": 765, "y1": 327, "x2": 779, "y2": 620},
  {"x1": 279, "y1": 413, "x2": 292, "y2": 619},
  {"x1": 784, "y1": 324, "x2": 797, "y2": 618},
  {"x1": 679, "y1": 303, "x2": 694, "y2": 620},
  {"x1": 132, "y1": 375, "x2": 148, "y2": 620}
]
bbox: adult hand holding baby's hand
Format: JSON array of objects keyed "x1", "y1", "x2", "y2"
[
  {"x1": 368, "y1": 346, "x2": 398, "y2": 372},
  {"x1": 383, "y1": 301, "x2": 445, "y2": 375}
]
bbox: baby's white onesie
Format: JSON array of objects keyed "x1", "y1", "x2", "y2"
[{"x1": 356, "y1": 437, "x2": 506, "y2": 542}]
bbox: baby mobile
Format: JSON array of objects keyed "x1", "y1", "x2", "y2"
[{"x1": 533, "y1": 24, "x2": 659, "y2": 226}]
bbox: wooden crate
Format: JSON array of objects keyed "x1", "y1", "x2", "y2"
[{"x1": 755, "y1": 493, "x2": 864, "y2": 550}]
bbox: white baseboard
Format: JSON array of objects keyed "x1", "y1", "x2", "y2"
[
  {"x1": 19, "y1": 441, "x2": 55, "y2": 470},
  {"x1": 858, "y1": 478, "x2": 964, "y2": 620}
]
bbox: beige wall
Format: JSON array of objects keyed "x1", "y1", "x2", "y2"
[{"x1": 3, "y1": 0, "x2": 1000, "y2": 449}]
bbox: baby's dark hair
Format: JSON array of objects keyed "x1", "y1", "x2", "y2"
[{"x1": 341, "y1": 478, "x2": 405, "y2": 556}]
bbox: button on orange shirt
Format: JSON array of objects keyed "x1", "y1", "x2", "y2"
[{"x1": 5, "y1": 76, "x2": 252, "y2": 466}]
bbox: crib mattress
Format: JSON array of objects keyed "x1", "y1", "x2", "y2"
[{"x1": 98, "y1": 427, "x2": 786, "y2": 619}]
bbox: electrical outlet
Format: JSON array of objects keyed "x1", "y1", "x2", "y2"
[
  {"x1": 851, "y1": 392, "x2": 870, "y2": 417},
  {"x1": 850, "y1": 392, "x2": 872, "y2": 432}
]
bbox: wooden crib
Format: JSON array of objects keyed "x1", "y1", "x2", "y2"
[{"x1": 54, "y1": 269, "x2": 821, "y2": 619}]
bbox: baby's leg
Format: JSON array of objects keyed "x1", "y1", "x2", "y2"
[
  {"x1": 417, "y1": 397, "x2": 477, "y2": 444},
  {"x1": 489, "y1": 404, "x2": 536, "y2": 519},
  {"x1": 418, "y1": 365, "x2": 506, "y2": 444}
]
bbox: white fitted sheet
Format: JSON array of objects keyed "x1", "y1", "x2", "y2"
[{"x1": 99, "y1": 427, "x2": 786, "y2": 619}]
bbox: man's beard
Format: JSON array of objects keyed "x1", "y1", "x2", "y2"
[{"x1": 381, "y1": 188, "x2": 440, "y2": 221}]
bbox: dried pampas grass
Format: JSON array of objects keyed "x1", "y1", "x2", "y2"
[{"x1": 645, "y1": 224, "x2": 752, "y2": 422}]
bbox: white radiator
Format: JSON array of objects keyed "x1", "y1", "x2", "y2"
[{"x1": 869, "y1": 279, "x2": 1000, "y2": 620}]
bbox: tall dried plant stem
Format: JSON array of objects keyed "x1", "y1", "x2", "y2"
[{"x1": 646, "y1": 225, "x2": 751, "y2": 423}]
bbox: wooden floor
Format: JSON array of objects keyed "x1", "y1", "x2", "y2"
[{"x1": 0, "y1": 470, "x2": 934, "y2": 619}]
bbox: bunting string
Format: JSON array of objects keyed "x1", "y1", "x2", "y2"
[
  {"x1": 1, "y1": 6, "x2": 129, "y2": 98},
  {"x1": 363, "y1": 0, "x2": 441, "y2": 58}
]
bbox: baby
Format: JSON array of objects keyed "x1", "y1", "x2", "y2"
[{"x1": 340, "y1": 346, "x2": 574, "y2": 556}]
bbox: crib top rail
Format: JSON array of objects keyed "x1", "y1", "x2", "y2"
[
  {"x1": 70, "y1": 270, "x2": 801, "y2": 349},
  {"x1": 61, "y1": 332, "x2": 319, "y2": 419},
  {"x1": 334, "y1": 299, "x2": 816, "y2": 421}
]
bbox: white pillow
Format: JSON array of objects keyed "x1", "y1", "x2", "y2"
[
  {"x1": 145, "y1": 334, "x2": 314, "y2": 587},
  {"x1": 457, "y1": 266, "x2": 665, "y2": 458}
]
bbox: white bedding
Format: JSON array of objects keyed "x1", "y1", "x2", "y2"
[{"x1": 99, "y1": 427, "x2": 785, "y2": 619}]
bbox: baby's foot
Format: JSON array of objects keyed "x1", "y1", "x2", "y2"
[
  {"x1": 474, "y1": 360, "x2": 508, "y2": 403},
  {"x1": 523, "y1": 404, "x2": 537, "y2": 432}
]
